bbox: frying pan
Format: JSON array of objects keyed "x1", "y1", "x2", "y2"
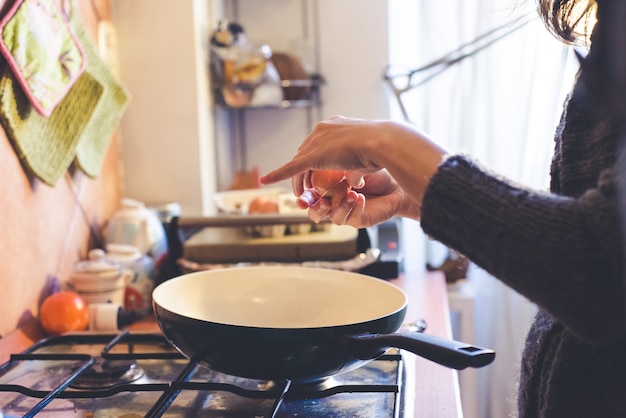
[{"x1": 152, "y1": 266, "x2": 494, "y2": 383}]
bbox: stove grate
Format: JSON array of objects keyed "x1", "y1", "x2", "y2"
[
  {"x1": 147, "y1": 354, "x2": 404, "y2": 418},
  {"x1": 0, "y1": 331, "x2": 406, "y2": 418}
]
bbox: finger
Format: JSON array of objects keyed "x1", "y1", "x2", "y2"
[
  {"x1": 342, "y1": 193, "x2": 368, "y2": 228},
  {"x1": 308, "y1": 197, "x2": 331, "y2": 223},
  {"x1": 303, "y1": 170, "x2": 313, "y2": 189},
  {"x1": 329, "y1": 191, "x2": 359, "y2": 225},
  {"x1": 259, "y1": 164, "x2": 298, "y2": 185},
  {"x1": 259, "y1": 154, "x2": 318, "y2": 185},
  {"x1": 296, "y1": 189, "x2": 320, "y2": 209},
  {"x1": 345, "y1": 171, "x2": 365, "y2": 189},
  {"x1": 292, "y1": 172, "x2": 308, "y2": 197}
]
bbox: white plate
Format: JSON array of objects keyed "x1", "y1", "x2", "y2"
[
  {"x1": 213, "y1": 188, "x2": 314, "y2": 237},
  {"x1": 213, "y1": 187, "x2": 286, "y2": 215}
]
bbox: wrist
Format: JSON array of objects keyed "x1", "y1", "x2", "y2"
[
  {"x1": 377, "y1": 121, "x2": 447, "y2": 197},
  {"x1": 396, "y1": 192, "x2": 423, "y2": 221}
]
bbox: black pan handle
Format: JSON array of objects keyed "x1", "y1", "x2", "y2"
[{"x1": 347, "y1": 332, "x2": 495, "y2": 370}]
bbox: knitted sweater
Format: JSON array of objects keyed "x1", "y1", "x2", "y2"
[{"x1": 420, "y1": 1, "x2": 626, "y2": 417}]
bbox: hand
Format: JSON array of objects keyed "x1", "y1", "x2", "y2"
[
  {"x1": 261, "y1": 117, "x2": 389, "y2": 189},
  {"x1": 306, "y1": 169, "x2": 412, "y2": 229},
  {"x1": 260, "y1": 116, "x2": 447, "y2": 227}
]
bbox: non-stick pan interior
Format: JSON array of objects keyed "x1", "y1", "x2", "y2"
[{"x1": 152, "y1": 266, "x2": 407, "y2": 329}]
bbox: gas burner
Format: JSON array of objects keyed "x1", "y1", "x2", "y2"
[{"x1": 70, "y1": 357, "x2": 144, "y2": 389}]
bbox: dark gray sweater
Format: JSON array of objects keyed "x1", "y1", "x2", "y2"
[{"x1": 420, "y1": 1, "x2": 626, "y2": 416}]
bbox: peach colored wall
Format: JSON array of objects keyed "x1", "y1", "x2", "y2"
[{"x1": 0, "y1": 0, "x2": 121, "y2": 337}]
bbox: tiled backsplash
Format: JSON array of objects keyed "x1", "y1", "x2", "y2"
[{"x1": 0, "y1": 0, "x2": 121, "y2": 337}]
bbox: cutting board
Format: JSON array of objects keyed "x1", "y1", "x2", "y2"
[{"x1": 183, "y1": 224, "x2": 359, "y2": 263}]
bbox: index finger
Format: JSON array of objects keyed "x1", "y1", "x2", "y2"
[{"x1": 259, "y1": 158, "x2": 311, "y2": 185}]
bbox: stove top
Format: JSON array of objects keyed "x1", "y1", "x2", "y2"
[{"x1": 0, "y1": 330, "x2": 409, "y2": 417}]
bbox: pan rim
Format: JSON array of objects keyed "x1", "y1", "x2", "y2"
[
  {"x1": 153, "y1": 265, "x2": 408, "y2": 329},
  {"x1": 155, "y1": 303, "x2": 408, "y2": 331}
]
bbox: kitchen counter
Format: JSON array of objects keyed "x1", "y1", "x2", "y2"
[
  {"x1": 0, "y1": 270, "x2": 461, "y2": 417},
  {"x1": 391, "y1": 271, "x2": 463, "y2": 418}
]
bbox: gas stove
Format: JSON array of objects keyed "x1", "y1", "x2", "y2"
[{"x1": 0, "y1": 330, "x2": 411, "y2": 417}]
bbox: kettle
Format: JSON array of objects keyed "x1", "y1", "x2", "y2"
[{"x1": 105, "y1": 198, "x2": 167, "y2": 260}]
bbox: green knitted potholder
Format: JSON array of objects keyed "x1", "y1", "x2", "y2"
[
  {"x1": 70, "y1": 8, "x2": 130, "y2": 178},
  {"x1": 0, "y1": 65, "x2": 103, "y2": 185}
]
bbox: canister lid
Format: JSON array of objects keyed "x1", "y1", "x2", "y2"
[{"x1": 73, "y1": 249, "x2": 121, "y2": 276}]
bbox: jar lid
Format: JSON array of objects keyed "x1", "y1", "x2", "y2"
[
  {"x1": 74, "y1": 249, "x2": 121, "y2": 275},
  {"x1": 106, "y1": 244, "x2": 142, "y2": 263}
]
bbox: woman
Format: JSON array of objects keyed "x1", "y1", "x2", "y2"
[{"x1": 260, "y1": 0, "x2": 626, "y2": 416}]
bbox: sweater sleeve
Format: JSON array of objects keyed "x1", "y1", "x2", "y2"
[{"x1": 420, "y1": 154, "x2": 626, "y2": 344}]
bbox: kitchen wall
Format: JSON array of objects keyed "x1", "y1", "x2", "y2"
[
  {"x1": 0, "y1": 0, "x2": 122, "y2": 337},
  {"x1": 111, "y1": 0, "x2": 216, "y2": 216}
]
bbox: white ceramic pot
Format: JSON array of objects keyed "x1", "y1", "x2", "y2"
[
  {"x1": 69, "y1": 249, "x2": 132, "y2": 306},
  {"x1": 69, "y1": 286, "x2": 127, "y2": 306},
  {"x1": 105, "y1": 243, "x2": 155, "y2": 312},
  {"x1": 105, "y1": 198, "x2": 167, "y2": 259}
]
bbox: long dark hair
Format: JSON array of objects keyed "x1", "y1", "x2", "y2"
[{"x1": 537, "y1": 0, "x2": 597, "y2": 45}]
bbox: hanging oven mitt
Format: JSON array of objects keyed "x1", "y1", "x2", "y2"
[
  {"x1": 0, "y1": 0, "x2": 86, "y2": 117},
  {"x1": 0, "y1": 64, "x2": 103, "y2": 185},
  {"x1": 0, "y1": 0, "x2": 103, "y2": 185},
  {"x1": 68, "y1": 3, "x2": 130, "y2": 178}
]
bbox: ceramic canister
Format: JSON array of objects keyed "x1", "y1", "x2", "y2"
[
  {"x1": 69, "y1": 249, "x2": 132, "y2": 306},
  {"x1": 105, "y1": 243, "x2": 156, "y2": 313}
]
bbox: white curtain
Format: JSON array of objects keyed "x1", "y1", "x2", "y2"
[{"x1": 387, "y1": 1, "x2": 579, "y2": 417}]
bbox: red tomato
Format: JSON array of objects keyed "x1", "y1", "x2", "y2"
[
  {"x1": 248, "y1": 196, "x2": 279, "y2": 214},
  {"x1": 39, "y1": 291, "x2": 90, "y2": 336}
]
